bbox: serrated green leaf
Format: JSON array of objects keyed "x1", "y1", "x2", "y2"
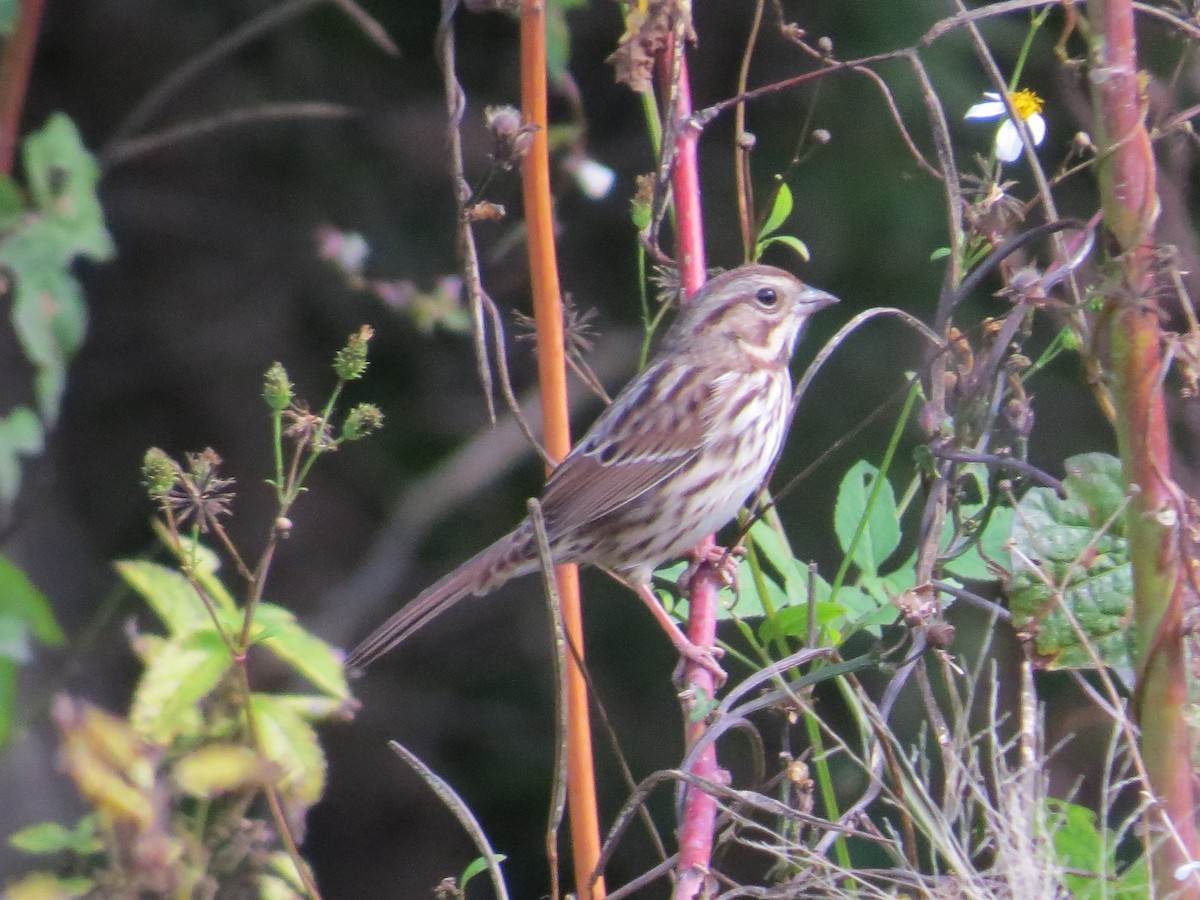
[
  {"x1": 0, "y1": 554, "x2": 63, "y2": 647},
  {"x1": 5, "y1": 228, "x2": 90, "y2": 423},
  {"x1": 22, "y1": 114, "x2": 113, "y2": 261},
  {"x1": 252, "y1": 603, "x2": 350, "y2": 700},
  {"x1": 250, "y1": 693, "x2": 327, "y2": 808},
  {"x1": 130, "y1": 630, "x2": 232, "y2": 745},
  {"x1": 834, "y1": 460, "x2": 901, "y2": 578},
  {"x1": 758, "y1": 183, "x2": 793, "y2": 239},
  {"x1": 115, "y1": 560, "x2": 214, "y2": 636},
  {"x1": 157, "y1": 530, "x2": 237, "y2": 617},
  {"x1": 756, "y1": 233, "x2": 811, "y2": 263},
  {"x1": 1009, "y1": 452, "x2": 1133, "y2": 678}
]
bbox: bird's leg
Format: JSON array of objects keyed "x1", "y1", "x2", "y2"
[
  {"x1": 676, "y1": 543, "x2": 746, "y2": 595},
  {"x1": 631, "y1": 581, "x2": 726, "y2": 686}
]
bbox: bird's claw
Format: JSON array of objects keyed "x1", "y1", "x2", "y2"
[
  {"x1": 677, "y1": 544, "x2": 745, "y2": 594},
  {"x1": 672, "y1": 641, "x2": 727, "y2": 688}
]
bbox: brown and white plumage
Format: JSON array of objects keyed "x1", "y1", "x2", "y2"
[{"x1": 346, "y1": 264, "x2": 837, "y2": 674}]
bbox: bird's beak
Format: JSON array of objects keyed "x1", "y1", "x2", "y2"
[{"x1": 800, "y1": 286, "x2": 839, "y2": 312}]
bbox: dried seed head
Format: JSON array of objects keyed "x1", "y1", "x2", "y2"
[{"x1": 484, "y1": 104, "x2": 536, "y2": 170}]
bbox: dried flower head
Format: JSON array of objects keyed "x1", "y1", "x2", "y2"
[
  {"x1": 484, "y1": 104, "x2": 536, "y2": 170},
  {"x1": 162, "y1": 449, "x2": 235, "y2": 532},
  {"x1": 283, "y1": 401, "x2": 334, "y2": 452}
]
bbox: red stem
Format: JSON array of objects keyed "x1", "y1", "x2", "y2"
[
  {"x1": 1087, "y1": 0, "x2": 1199, "y2": 893},
  {"x1": 659, "y1": 34, "x2": 724, "y2": 900},
  {"x1": 0, "y1": 0, "x2": 45, "y2": 176}
]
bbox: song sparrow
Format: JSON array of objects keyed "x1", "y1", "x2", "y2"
[{"x1": 347, "y1": 264, "x2": 837, "y2": 679}]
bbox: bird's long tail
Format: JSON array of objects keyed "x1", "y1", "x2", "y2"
[{"x1": 345, "y1": 526, "x2": 533, "y2": 671}]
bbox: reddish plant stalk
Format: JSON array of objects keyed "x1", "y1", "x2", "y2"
[
  {"x1": 519, "y1": 2, "x2": 605, "y2": 897},
  {"x1": 0, "y1": 0, "x2": 45, "y2": 175},
  {"x1": 658, "y1": 33, "x2": 724, "y2": 900},
  {"x1": 1087, "y1": 0, "x2": 1199, "y2": 892}
]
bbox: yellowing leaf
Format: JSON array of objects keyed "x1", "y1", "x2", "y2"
[
  {"x1": 130, "y1": 630, "x2": 232, "y2": 746},
  {"x1": 174, "y1": 744, "x2": 276, "y2": 798}
]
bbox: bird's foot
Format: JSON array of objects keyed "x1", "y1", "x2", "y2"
[
  {"x1": 672, "y1": 640, "x2": 727, "y2": 688},
  {"x1": 677, "y1": 543, "x2": 745, "y2": 594}
]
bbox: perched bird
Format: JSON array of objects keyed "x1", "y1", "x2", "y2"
[{"x1": 347, "y1": 264, "x2": 837, "y2": 679}]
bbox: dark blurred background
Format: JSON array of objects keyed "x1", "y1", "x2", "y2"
[{"x1": 4, "y1": 0, "x2": 1181, "y2": 895}]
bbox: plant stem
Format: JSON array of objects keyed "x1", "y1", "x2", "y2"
[
  {"x1": 520, "y1": 1, "x2": 605, "y2": 896},
  {"x1": 1087, "y1": 0, "x2": 1200, "y2": 893}
]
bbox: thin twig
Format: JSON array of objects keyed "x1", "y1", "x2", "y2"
[{"x1": 102, "y1": 102, "x2": 355, "y2": 170}]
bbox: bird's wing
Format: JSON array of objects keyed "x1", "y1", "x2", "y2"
[{"x1": 539, "y1": 363, "x2": 718, "y2": 537}]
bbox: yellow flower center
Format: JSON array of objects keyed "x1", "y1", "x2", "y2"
[{"x1": 1009, "y1": 89, "x2": 1044, "y2": 121}]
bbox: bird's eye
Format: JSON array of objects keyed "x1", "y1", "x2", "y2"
[{"x1": 754, "y1": 286, "x2": 778, "y2": 308}]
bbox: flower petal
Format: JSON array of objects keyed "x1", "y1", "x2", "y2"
[
  {"x1": 575, "y1": 158, "x2": 616, "y2": 199},
  {"x1": 965, "y1": 100, "x2": 1006, "y2": 120},
  {"x1": 995, "y1": 119, "x2": 1022, "y2": 162},
  {"x1": 1026, "y1": 113, "x2": 1047, "y2": 146}
]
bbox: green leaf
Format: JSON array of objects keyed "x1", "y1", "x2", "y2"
[
  {"x1": 940, "y1": 505, "x2": 1014, "y2": 581},
  {"x1": 5, "y1": 225, "x2": 90, "y2": 422},
  {"x1": 9, "y1": 816, "x2": 102, "y2": 856},
  {"x1": 0, "y1": 173, "x2": 25, "y2": 223},
  {"x1": 757, "y1": 182, "x2": 794, "y2": 239},
  {"x1": 22, "y1": 113, "x2": 113, "y2": 260},
  {"x1": 0, "y1": 554, "x2": 63, "y2": 647},
  {"x1": 115, "y1": 560, "x2": 214, "y2": 636},
  {"x1": 929, "y1": 246, "x2": 952, "y2": 261},
  {"x1": 0, "y1": 657, "x2": 12, "y2": 746},
  {"x1": 1062, "y1": 452, "x2": 1127, "y2": 526},
  {"x1": 1009, "y1": 452, "x2": 1133, "y2": 680},
  {"x1": 252, "y1": 603, "x2": 350, "y2": 700},
  {"x1": 0, "y1": 114, "x2": 114, "y2": 429},
  {"x1": 1047, "y1": 798, "x2": 1149, "y2": 898},
  {"x1": 130, "y1": 629, "x2": 232, "y2": 745},
  {"x1": 545, "y1": 1, "x2": 571, "y2": 85},
  {"x1": 0, "y1": 1, "x2": 17, "y2": 37},
  {"x1": 755, "y1": 233, "x2": 811, "y2": 263},
  {"x1": 834, "y1": 460, "x2": 901, "y2": 578},
  {"x1": 4, "y1": 872, "x2": 94, "y2": 898},
  {"x1": 0, "y1": 406, "x2": 45, "y2": 508},
  {"x1": 250, "y1": 693, "x2": 327, "y2": 808},
  {"x1": 461, "y1": 854, "x2": 507, "y2": 890}
]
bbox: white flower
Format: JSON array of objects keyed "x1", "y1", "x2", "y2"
[
  {"x1": 573, "y1": 157, "x2": 616, "y2": 200},
  {"x1": 965, "y1": 89, "x2": 1046, "y2": 163}
]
